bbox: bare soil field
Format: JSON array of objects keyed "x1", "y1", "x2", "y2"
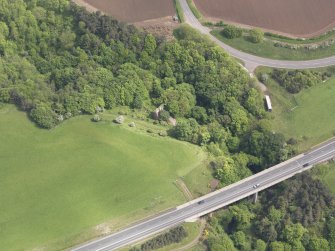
[
  {"x1": 194, "y1": 0, "x2": 335, "y2": 37},
  {"x1": 79, "y1": 0, "x2": 176, "y2": 23}
]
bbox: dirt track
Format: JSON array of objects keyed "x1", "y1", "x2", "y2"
[
  {"x1": 81, "y1": 0, "x2": 175, "y2": 22},
  {"x1": 194, "y1": 0, "x2": 335, "y2": 37}
]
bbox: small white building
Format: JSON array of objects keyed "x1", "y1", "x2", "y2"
[{"x1": 265, "y1": 95, "x2": 272, "y2": 112}]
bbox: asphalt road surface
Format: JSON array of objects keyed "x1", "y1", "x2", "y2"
[
  {"x1": 179, "y1": 0, "x2": 335, "y2": 71},
  {"x1": 72, "y1": 139, "x2": 335, "y2": 251}
]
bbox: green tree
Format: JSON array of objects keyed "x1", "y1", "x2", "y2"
[
  {"x1": 249, "y1": 28, "x2": 264, "y2": 43},
  {"x1": 308, "y1": 237, "x2": 330, "y2": 251},
  {"x1": 269, "y1": 241, "x2": 292, "y2": 251},
  {"x1": 268, "y1": 206, "x2": 283, "y2": 225},
  {"x1": 143, "y1": 34, "x2": 157, "y2": 55},
  {"x1": 172, "y1": 118, "x2": 199, "y2": 144},
  {"x1": 326, "y1": 218, "x2": 335, "y2": 250},
  {"x1": 282, "y1": 223, "x2": 307, "y2": 244},
  {"x1": 160, "y1": 83, "x2": 196, "y2": 117},
  {"x1": 231, "y1": 231, "x2": 250, "y2": 251},
  {"x1": 207, "y1": 233, "x2": 237, "y2": 251},
  {"x1": 159, "y1": 110, "x2": 170, "y2": 122},
  {"x1": 244, "y1": 88, "x2": 265, "y2": 118},
  {"x1": 253, "y1": 239, "x2": 267, "y2": 251}
]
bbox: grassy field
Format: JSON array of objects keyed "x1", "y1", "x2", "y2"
[
  {"x1": 257, "y1": 68, "x2": 335, "y2": 151},
  {"x1": 211, "y1": 30, "x2": 335, "y2": 60},
  {"x1": 0, "y1": 105, "x2": 208, "y2": 251},
  {"x1": 313, "y1": 162, "x2": 335, "y2": 195}
]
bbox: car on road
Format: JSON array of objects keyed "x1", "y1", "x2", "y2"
[
  {"x1": 198, "y1": 200, "x2": 205, "y2": 205},
  {"x1": 253, "y1": 184, "x2": 260, "y2": 189},
  {"x1": 303, "y1": 163, "x2": 310, "y2": 167}
]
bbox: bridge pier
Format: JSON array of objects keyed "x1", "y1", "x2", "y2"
[{"x1": 253, "y1": 192, "x2": 258, "y2": 204}]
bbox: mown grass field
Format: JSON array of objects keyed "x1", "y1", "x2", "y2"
[
  {"x1": 0, "y1": 105, "x2": 207, "y2": 251},
  {"x1": 211, "y1": 30, "x2": 335, "y2": 60},
  {"x1": 258, "y1": 68, "x2": 335, "y2": 151}
]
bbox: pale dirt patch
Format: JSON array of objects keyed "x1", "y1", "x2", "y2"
[
  {"x1": 94, "y1": 223, "x2": 112, "y2": 235},
  {"x1": 135, "y1": 16, "x2": 179, "y2": 41}
]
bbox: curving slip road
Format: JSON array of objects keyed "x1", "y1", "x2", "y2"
[
  {"x1": 72, "y1": 139, "x2": 335, "y2": 251},
  {"x1": 179, "y1": 0, "x2": 335, "y2": 72}
]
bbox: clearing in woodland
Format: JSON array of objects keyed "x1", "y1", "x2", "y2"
[
  {"x1": 257, "y1": 68, "x2": 335, "y2": 151},
  {"x1": 0, "y1": 105, "x2": 207, "y2": 251},
  {"x1": 194, "y1": 0, "x2": 335, "y2": 37}
]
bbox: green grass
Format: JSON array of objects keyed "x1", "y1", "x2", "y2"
[
  {"x1": 187, "y1": 0, "x2": 202, "y2": 20},
  {"x1": 174, "y1": 0, "x2": 185, "y2": 23},
  {"x1": 312, "y1": 162, "x2": 335, "y2": 195},
  {"x1": 264, "y1": 30, "x2": 335, "y2": 45},
  {"x1": 189, "y1": 244, "x2": 207, "y2": 251},
  {"x1": 257, "y1": 68, "x2": 335, "y2": 151},
  {"x1": 211, "y1": 30, "x2": 335, "y2": 60},
  {"x1": 0, "y1": 105, "x2": 207, "y2": 251}
]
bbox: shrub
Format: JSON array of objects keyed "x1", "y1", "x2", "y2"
[
  {"x1": 114, "y1": 115, "x2": 125, "y2": 124},
  {"x1": 249, "y1": 28, "x2": 264, "y2": 43},
  {"x1": 91, "y1": 114, "x2": 101, "y2": 122},
  {"x1": 30, "y1": 103, "x2": 58, "y2": 129},
  {"x1": 215, "y1": 21, "x2": 225, "y2": 27},
  {"x1": 159, "y1": 131, "x2": 168, "y2": 137},
  {"x1": 128, "y1": 122, "x2": 135, "y2": 127},
  {"x1": 259, "y1": 73, "x2": 269, "y2": 84},
  {"x1": 130, "y1": 226, "x2": 187, "y2": 251},
  {"x1": 222, "y1": 25, "x2": 243, "y2": 39},
  {"x1": 159, "y1": 110, "x2": 170, "y2": 122}
]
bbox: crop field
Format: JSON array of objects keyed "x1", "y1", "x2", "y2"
[
  {"x1": 80, "y1": 0, "x2": 175, "y2": 22},
  {"x1": 0, "y1": 105, "x2": 207, "y2": 250},
  {"x1": 194, "y1": 0, "x2": 335, "y2": 37}
]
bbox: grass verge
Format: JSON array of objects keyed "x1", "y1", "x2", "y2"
[
  {"x1": 187, "y1": 0, "x2": 202, "y2": 20},
  {"x1": 211, "y1": 30, "x2": 335, "y2": 60},
  {"x1": 122, "y1": 222, "x2": 202, "y2": 251},
  {"x1": 0, "y1": 105, "x2": 207, "y2": 251},
  {"x1": 256, "y1": 67, "x2": 335, "y2": 151},
  {"x1": 174, "y1": 0, "x2": 185, "y2": 23},
  {"x1": 264, "y1": 29, "x2": 335, "y2": 45}
]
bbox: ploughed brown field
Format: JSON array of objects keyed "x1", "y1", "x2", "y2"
[
  {"x1": 194, "y1": 0, "x2": 335, "y2": 37},
  {"x1": 82, "y1": 0, "x2": 175, "y2": 23}
]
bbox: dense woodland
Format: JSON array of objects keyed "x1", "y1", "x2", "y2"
[
  {"x1": 205, "y1": 172, "x2": 335, "y2": 251},
  {"x1": 0, "y1": 0, "x2": 292, "y2": 174}
]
